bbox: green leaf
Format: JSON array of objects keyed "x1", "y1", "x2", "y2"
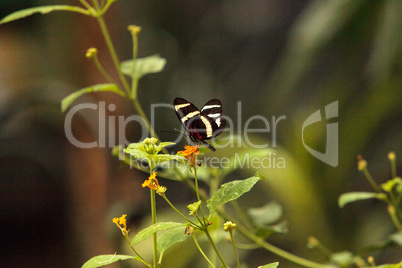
[
  {"x1": 338, "y1": 192, "x2": 387, "y2": 208},
  {"x1": 258, "y1": 262, "x2": 279, "y2": 268},
  {"x1": 82, "y1": 254, "x2": 136, "y2": 268},
  {"x1": 131, "y1": 222, "x2": 183, "y2": 245},
  {"x1": 248, "y1": 201, "x2": 283, "y2": 226},
  {"x1": 381, "y1": 177, "x2": 402, "y2": 192},
  {"x1": 187, "y1": 200, "x2": 202, "y2": 215},
  {"x1": 123, "y1": 139, "x2": 182, "y2": 170},
  {"x1": 0, "y1": 5, "x2": 89, "y2": 25},
  {"x1": 389, "y1": 231, "x2": 402, "y2": 246},
  {"x1": 61, "y1": 83, "x2": 125, "y2": 112},
  {"x1": 373, "y1": 262, "x2": 402, "y2": 268},
  {"x1": 329, "y1": 251, "x2": 355, "y2": 266},
  {"x1": 255, "y1": 221, "x2": 288, "y2": 238},
  {"x1": 121, "y1": 55, "x2": 166, "y2": 79},
  {"x1": 207, "y1": 175, "x2": 260, "y2": 215},
  {"x1": 157, "y1": 227, "x2": 189, "y2": 252}
]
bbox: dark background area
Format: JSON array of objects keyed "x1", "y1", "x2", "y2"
[{"x1": 0, "y1": 0, "x2": 401, "y2": 267}]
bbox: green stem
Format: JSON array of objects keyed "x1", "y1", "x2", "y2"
[
  {"x1": 204, "y1": 229, "x2": 229, "y2": 268},
  {"x1": 131, "y1": 26, "x2": 139, "y2": 99},
  {"x1": 192, "y1": 233, "x2": 216, "y2": 268},
  {"x1": 79, "y1": 0, "x2": 93, "y2": 10},
  {"x1": 94, "y1": 4, "x2": 131, "y2": 94},
  {"x1": 124, "y1": 233, "x2": 152, "y2": 268},
  {"x1": 161, "y1": 194, "x2": 201, "y2": 228},
  {"x1": 132, "y1": 99, "x2": 158, "y2": 139},
  {"x1": 99, "y1": 0, "x2": 115, "y2": 16},
  {"x1": 362, "y1": 168, "x2": 382, "y2": 193},
  {"x1": 308, "y1": 237, "x2": 332, "y2": 258},
  {"x1": 150, "y1": 188, "x2": 158, "y2": 267},
  {"x1": 388, "y1": 205, "x2": 402, "y2": 232},
  {"x1": 193, "y1": 166, "x2": 206, "y2": 224},
  {"x1": 92, "y1": 54, "x2": 120, "y2": 86},
  {"x1": 229, "y1": 231, "x2": 240, "y2": 268},
  {"x1": 390, "y1": 154, "x2": 397, "y2": 179}
]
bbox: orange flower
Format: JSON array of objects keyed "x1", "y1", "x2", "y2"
[
  {"x1": 142, "y1": 172, "x2": 167, "y2": 194},
  {"x1": 113, "y1": 214, "x2": 128, "y2": 234},
  {"x1": 142, "y1": 172, "x2": 159, "y2": 190},
  {"x1": 177, "y1": 145, "x2": 200, "y2": 167}
]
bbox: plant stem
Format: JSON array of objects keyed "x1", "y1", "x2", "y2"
[
  {"x1": 132, "y1": 99, "x2": 158, "y2": 138},
  {"x1": 192, "y1": 233, "x2": 216, "y2": 268},
  {"x1": 204, "y1": 229, "x2": 229, "y2": 268},
  {"x1": 362, "y1": 167, "x2": 382, "y2": 193},
  {"x1": 161, "y1": 194, "x2": 201, "y2": 228},
  {"x1": 149, "y1": 167, "x2": 158, "y2": 268},
  {"x1": 229, "y1": 231, "x2": 241, "y2": 268},
  {"x1": 92, "y1": 54, "x2": 120, "y2": 86},
  {"x1": 388, "y1": 205, "x2": 402, "y2": 232},
  {"x1": 94, "y1": 3, "x2": 131, "y2": 94},
  {"x1": 131, "y1": 25, "x2": 139, "y2": 99},
  {"x1": 389, "y1": 153, "x2": 397, "y2": 179},
  {"x1": 79, "y1": 0, "x2": 93, "y2": 10},
  {"x1": 124, "y1": 233, "x2": 152, "y2": 268},
  {"x1": 193, "y1": 167, "x2": 206, "y2": 224}
]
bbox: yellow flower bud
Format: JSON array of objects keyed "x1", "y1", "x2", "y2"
[
  {"x1": 85, "y1": 47, "x2": 97, "y2": 59},
  {"x1": 388, "y1": 151, "x2": 396, "y2": 161},
  {"x1": 223, "y1": 221, "x2": 237, "y2": 232},
  {"x1": 128, "y1": 25, "x2": 141, "y2": 35}
]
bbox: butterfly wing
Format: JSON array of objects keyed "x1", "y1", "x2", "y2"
[
  {"x1": 174, "y1": 98, "x2": 225, "y2": 150},
  {"x1": 201, "y1": 99, "x2": 226, "y2": 137},
  {"x1": 174, "y1": 98, "x2": 201, "y2": 139}
]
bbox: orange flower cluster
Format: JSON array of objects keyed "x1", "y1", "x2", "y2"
[
  {"x1": 112, "y1": 214, "x2": 128, "y2": 234},
  {"x1": 177, "y1": 145, "x2": 200, "y2": 167},
  {"x1": 142, "y1": 172, "x2": 159, "y2": 190},
  {"x1": 142, "y1": 172, "x2": 167, "y2": 194}
]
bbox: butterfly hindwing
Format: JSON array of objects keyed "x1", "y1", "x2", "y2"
[{"x1": 174, "y1": 98, "x2": 225, "y2": 151}]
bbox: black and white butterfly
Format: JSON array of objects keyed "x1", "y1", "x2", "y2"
[{"x1": 174, "y1": 98, "x2": 226, "y2": 151}]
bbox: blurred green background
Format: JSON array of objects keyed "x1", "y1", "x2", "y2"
[{"x1": 0, "y1": 0, "x2": 401, "y2": 267}]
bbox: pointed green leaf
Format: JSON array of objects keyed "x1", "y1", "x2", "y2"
[
  {"x1": 157, "y1": 227, "x2": 188, "y2": 252},
  {"x1": 121, "y1": 55, "x2": 166, "y2": 79},
  {"x1": 61, "y1": 83, "x2": 125, "y2": 112},
  {"x1": 338, "y1": 192, "x2": 387, "y2": 208},
  {"x1": 131, "y1": 222, "x2": 183, "y2": 245},
  {"x1": 258, "y1": 262, "x2": 279, "y2": 268},
  {"x1": 248, "y1": 201, "x2": 283, "y2": 226},
  {"x1": 207, "y1": 175, "x2": 260, "y2": 215},
  {"x1": 0, "y1": 5, "x2": 89, "y2": 25},
  {"x1": 82, "y1": 254, "x2": 137, "y2": 268}
]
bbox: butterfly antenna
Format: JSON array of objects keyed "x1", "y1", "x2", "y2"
[{"x1": 160, "y1": 128, "x2": 185, "y2": 135}]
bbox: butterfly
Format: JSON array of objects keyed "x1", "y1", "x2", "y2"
[{"x1": 174, "y1": 97, "x2": 226, "y2": 151}]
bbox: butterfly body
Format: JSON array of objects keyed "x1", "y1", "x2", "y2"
[{"x1": 174, "y1": 98, "x2": 226, "y2": 151}]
